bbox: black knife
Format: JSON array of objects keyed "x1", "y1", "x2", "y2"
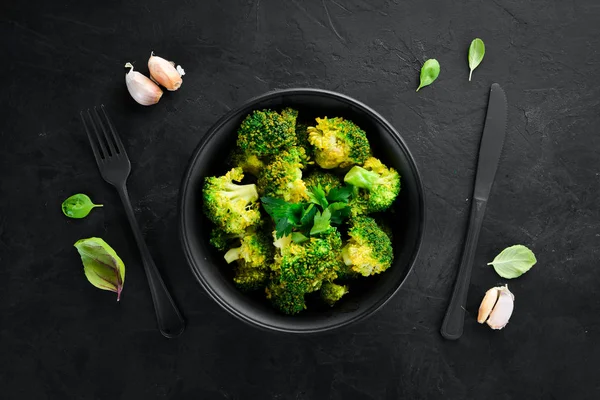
[{"x1": 440, "y1": 83, "x2": 508, "y2": 340}]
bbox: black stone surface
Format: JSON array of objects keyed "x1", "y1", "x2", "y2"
[{"x1": 1, "y1": 0, "x2": 599, "y2": 398}]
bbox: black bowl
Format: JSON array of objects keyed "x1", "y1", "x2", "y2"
[{"x1": 179, "y1": 88, "x2": 425, "y2": 333}]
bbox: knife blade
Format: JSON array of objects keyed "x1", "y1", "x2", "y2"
[{"x1": 440, "y1": 83, "x2": 508, "y2": 340}]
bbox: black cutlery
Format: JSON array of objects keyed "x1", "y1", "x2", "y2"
[
  {"x1": 80, "y1": 105, "x2": 185, "y2": 338},
  {"x1": 440, "y1": 83, "x2": 508, "y2": 340}
]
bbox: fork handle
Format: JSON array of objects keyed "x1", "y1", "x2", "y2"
[{"x1": 117, "y1": 185, "x2": 185, "y2": 338}]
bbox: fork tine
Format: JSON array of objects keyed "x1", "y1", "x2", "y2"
[
  {"x1": 92, "y1": 106, "x2": 117, "y2": 157},
  {"x1": 80, "y1": 111, "x2": 103, "y2": 165},
  {"x1": 100, "y1": 105, "x2": 126, "y2": 155},
  {"x1": 86, "y1": 109, "x2": 109, "y2": 159}
]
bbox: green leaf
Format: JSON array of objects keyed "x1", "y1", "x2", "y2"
[
  {"x1": 291, "y1": 232, "x2": 309, "y2": 243},
  {"x1": 62, "y1": 194, "x2": 103, "y2": 219},
  {"x1": 299, "y1": 204, "x2": 317, "y2": 232},
  {"x1": 74, "y1": 237, "x2": 125, "y2": 301},
  {"x1": 274, "y1": 218, "x2": 295, "y2": 239},
  {"x1": 261, "y1": 196, "x2": 304, "y2": 223},
  {"x1": 487, "y1": 245, "x2": 537, "y2": 279},
  {"x1": 416, "y1": 59, "x2": 440, "y2": 92},
  {"x1": 468, "y1": 38, "x2": 485, "y2": 81},
  {"x1": 308, "y1": 185, "x2": 329, "y2": 209},
  {"x1": 328, "y1": 202, "x2": 351, "y2": 225},
  {"x1": 327, "y1": 185, "x2": 353, "y2": 203},
  {"x1": 310, "y1": 208, "x2": 332, "y2": 236}
]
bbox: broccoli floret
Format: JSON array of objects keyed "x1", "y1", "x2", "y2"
[
  {"x1": 267, "y1": 229, "x2": 344, "y2": 314},
  {"x1": 258, "y1": 147, "x2": 309, "y2": 203},
  {"x1": 224, "y1": 230, "x2": 273, "y2": 267},
  {"x1": 289, "y1": 230, "x2": 342, "y2": 284},
  {"x1": 344, "y1": 157, "x2": 400, "y2": 215},
  {"x1": 280, "y1": 107, "x2": 299, "y2": 130},
  {"x1": 295, "y1": 122, "x2": 314, "y2": 161},
  {"x1": 234, "y1": 267, "x2": 269, "y2": 292},
  {"x1": 223, "y1": 230, "x2": 273, "y2": 292},
  {"x1": 265, "y1": 282, "x2": 306, "y2": 315},
  {"x1": 342, "y1": 216, "x2": 393, "y2": 276},
  {"x1": 230, "y1": 149, "x2": 266, "y2": 177},
  {"x1": 210, "y1": 227, "x2": 242, "y2": 251},
  {"x1": 237, "y1": 109, "x2": 297, "y2": 157},
  {"x1": 203, "y1": 167, "x2": 261, "y2": 235},
  {"x1": 374, "y1": 216, "x2": 394, "y2": 241},
  {"x1": 307, "y1": 117, "x2": 371, "y2": 169},
  {"x1": 335, "y1": 262, "x2": 361, "y2": 280},
  {"x1": 304, "y1": 170, "x2": 342, "y2": 196},
  {"x1": 320, "y1": 282, "x2": 349, "y2": 306}
]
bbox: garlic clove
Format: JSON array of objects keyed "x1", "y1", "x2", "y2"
[
  {"x1": 486, "y1": 285, "x2": 515, "y2": 330},
  {"x1": 477, "y1": 287, "x2": 499, "y2": 324},
  {"x1": 124, "y1": 63, "x2": 163, "y2": 106},
  {"x1": 148, "y1": 52, "x2": 184, "y2": 91}
]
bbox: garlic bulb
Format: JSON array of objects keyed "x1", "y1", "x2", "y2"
[
  {"x1": 148, "y1": 52, "x2": 184, "y2": 91},
  {"x1": 477, "y1": 285, "x2": 515, "y2": 330},
  {"x1": 124, "y1": 63, "x2": 163, "y2": 106}
]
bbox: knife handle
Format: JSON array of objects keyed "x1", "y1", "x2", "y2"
[{"x1": 440, "y1": 198, "x2": 488, "y2": 340}]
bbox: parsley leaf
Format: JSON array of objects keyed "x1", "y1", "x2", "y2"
[
  {"x1": 327, "y1": 185, "x2": 353, "y2": 203},
  {"x1": 310, "y1": 208, "x2": 332, "y2": 236}
]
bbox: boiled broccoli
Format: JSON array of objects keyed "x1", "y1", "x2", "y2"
[
  {"x1": 335, "y1": 262, "x2": 361, "y2": 281},
  {"x1": 224, "y1": 230, "x2": 273, "y2": 267},
  {"x1": 257, "y1": 147, "x2": 309, "y2": 203},
  {"x1": 265, "y1": 282, "x2": 306, "y2": 315},
  {"x1": 346, "y1": 192, "x2": 370, "y2": 217},
  {"x1": 344, "y1": 157, "x2": 400, "y2": 215},
  {"x1": 295, "y1": 122, "x2": 314, "y2": 161},
  {"x1": 304, "y1": 170, "x2": 342, "y2": 196},
  {"x1": 210, "y1": 227, "x2": 242, "y2": 251},
  {"x1": 230, "y1": 149, "x2": 266, "y2": 177},
  {"x1": 280, "y1": 107, "x2": 299, "y2": 129},
  {"x1": 342, "y1": 216, "x2": 393, "y2": 276},
  {"x1": 234, "y1": 268, "x2": 269, "y2": 292},
  {"x1": 237, "y1": 109, "x2": 297, "y2": 157},
  {"x1": 374, "y1": 216, "x2": 394, "y2": 241},
  {"x1": 203, "y1": 108, "x2": 400, "y2": 315},
  {"x1": 267, "y1": 229, "x2": 344, "y2": 314},
  {"x1": 274, "y1": 230, "x2": 342, "y2": 293},
  {"x1": 222, "y1": 230, "x2": 273, "y2": 292},
  {"x1": 320, "y1": 282, "x2": 349, "y2": 306},
  {"x1": 203, "y1": 167, "x2": 261, "y2": 235},
  {"x1": 307, "y1": 117, "x2": 371, "y2": 169}
]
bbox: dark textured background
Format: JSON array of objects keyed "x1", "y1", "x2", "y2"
[{"x1": 1, "y1": 0, "x2": 599, "y2": 398}]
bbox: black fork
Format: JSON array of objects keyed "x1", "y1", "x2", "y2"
[{"x1": 81, "y1": 105, "x2": 185, "y2": 338}]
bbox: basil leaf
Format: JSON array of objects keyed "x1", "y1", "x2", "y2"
[
  {"x1": 487, "y1": 245, "x2": 537, "y2": 279},
  {"x1": 74, "y1": 237, "x2": 125, "y2": 301},
  {"x1": 310, "y1": 208, "x2": 332, "y2": 236},
  {"x1": 307, "y1": 185, "x2": 328, "y2": 209},
  {"x1": 62, "y1": 193, "x2": 103, "y2": 219},
  {"x1": 468, "y1": 38, "x2": 485, "y2": 81},
  {"x1": 416, "y1": 59, "x2": 440, "y2": 92}
]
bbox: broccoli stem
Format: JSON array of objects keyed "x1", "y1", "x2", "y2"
[
  {"x1": 223, "y1": 183, "x2": 259, "y2": 203},
  {"x1": 341, "y1": 245, "x2": 353, "y2": 266},
  {"x1": 273, "y1": 233, "x2": 292, "y2": 251},
  {"x1": 344, "y1": 166, "x2": 379, "y2": 190},
  {"x1": 224, "y1": 247, "x2": 242, "y2": 264}
]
